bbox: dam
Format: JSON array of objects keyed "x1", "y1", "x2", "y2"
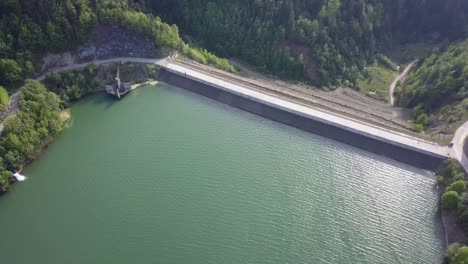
[
  {"x1": 32, "y1": 56, "x2": 451, "y2": 171},
  {"x1": 157, "y1": 62, "x2": 450, "y2": 171}
]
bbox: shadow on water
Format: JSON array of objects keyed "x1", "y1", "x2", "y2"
[{"x1": 86, "y1": 93, "x2": 119, "y2": 110}]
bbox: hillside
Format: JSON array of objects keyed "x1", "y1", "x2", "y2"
[
  {"x1": 396, "y1": 40, "x2": 468, "y2": 140},
  {"x1": 149, "y1": 0, "x2": 468, "y2": 87},
  {"x1": 0, "y1": 0, "x2": 233, "y2": 92}
]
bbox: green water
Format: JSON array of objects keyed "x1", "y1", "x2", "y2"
[{"x1": 0, "y1": 84, "x2": 443, "y2": 263}]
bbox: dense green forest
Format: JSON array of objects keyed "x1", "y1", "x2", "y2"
[
  {"x1": 0, "y1": 0, "x2": 232, "y2": 92},
  {"x1": 1, "y1": 0, "x2": 466, "y2": 87},
  {"x1": 149, "y1": 0, "x2": 468, "y2": 86},
  {"x1": 397, "y1": 40, "x2": 468, "y2": 133},
  {"x1": 0, "y1": 80, "x2": 63, "y2": 187}
]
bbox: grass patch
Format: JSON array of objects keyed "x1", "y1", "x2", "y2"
[
  {"x1": 357, "y1": 62, "x2": 396, "y2": 102},
  {"x1": 427, "y1": 98, "x2": 468, "y2": 143}
]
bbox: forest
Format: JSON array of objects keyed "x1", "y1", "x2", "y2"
[
  {"x1": 0, "y1": 80, "x2": 63, "y2": 187},
  {"x1": 0, "y1": 0, "x2": 232, "y2": 93},
  {"x1": 149, "y1": 0, "x2": 468, "y2": 86},
  {"x1": 397, "y1": 40, "x2": 468, "y2": 133}
]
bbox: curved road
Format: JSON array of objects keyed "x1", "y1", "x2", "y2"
[
  {"x1": 452, "y1": 121, "x2": 468, "y2": 172},
  {"x1": 2, "y1": 56, "x2": 468, "y2": 172},
  {"x1": 36, "y1": 57, "x2": 167, "y2": 81},
  {"x1": 389, "y1": 60, "x2": 418, "y2": 105}
]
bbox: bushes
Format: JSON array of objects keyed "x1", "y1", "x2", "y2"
[
  {"x1": 447, "y1": 181, "x2": 466, "y2": 195},
  {"x1": 0, "y1": 80, "x2": 63, "y2": 185},
  {"x1": 442, "y1": 191, "x2": 461, "y2": 210},
  {"x1": 180, "y1": 44, "x2": 236, "y2": 73},
  {"x1": 44, "y1": 64, "x2": 102, "y2": 102},
  {"x1": 146, "y1": 65, "x2": 158, "y2": 79},
  {"x1": 438, "y1": 161, "x2": 466, "y2": 211},
  {"x1": 0, "y1": 86, "x2": 8, "y2": 107},
  {"x1": 413, "y1": 124, "x2": 424, "y2": 133},
  {"x1": 437, "y1": 175, "x2": 445, "y2": 184},
  {"x1": 375, "y1": 54, "x2": 397, "y2": 70},
  {"x1": 0, "y1": 59, "x2": 22, "y2": 89},
  {"x1": 449, "y1": 246, "x2": 468, "y2": 264}
]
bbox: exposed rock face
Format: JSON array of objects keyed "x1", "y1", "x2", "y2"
[
  {"x1": 41, "y1": 52, "x2": 77, "y2": 72},
  {"x1": 78, "y1": 25, "x2": 170, "y2": 61},
  {"x1": 41, "y1": 24, "x2": 171, "y2": 73}
]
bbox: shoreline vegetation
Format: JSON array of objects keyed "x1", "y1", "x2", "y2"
[
  {"x1": 0, "y1": 63, "x2": 159, "y2": 194},
  {"x1": 437, "y1": 160, "x2": 468, "y2": 263},
  {"x1": 0, "y1": 80, "x2": 63, "y2": 193}
]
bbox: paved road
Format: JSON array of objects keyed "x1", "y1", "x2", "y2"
[
  {"x1": 451, "y1": 121, "x2": 468, "y2": 172},
  {"x1": 389, "y1": 60, "x2": 418, "y2": 105},
  {"x1": 36, "y1": 57, "x2": 166, "y2": 81}
]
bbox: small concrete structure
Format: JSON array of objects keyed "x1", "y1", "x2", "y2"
[{"x1": 105, "y1": 63, "x2": 131, "y2": 98}]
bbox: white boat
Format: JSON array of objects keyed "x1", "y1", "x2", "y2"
[{"x1": 13, "y1": 172, "x2": 26, "y2": 182}]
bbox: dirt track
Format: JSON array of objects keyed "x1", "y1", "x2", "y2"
[{"x1": 389, "y1": 60, "x2": 418, "y2": 105}]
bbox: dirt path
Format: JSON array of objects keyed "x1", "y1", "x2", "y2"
[{"x1": 389, "y1": 60, "x2": 418, "y2": 105}]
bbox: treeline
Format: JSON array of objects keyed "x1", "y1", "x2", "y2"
[
  {"x1": 0, "y1": 0, "x2": 234, "y2": 92},
  {"x1": 437, "y1": 160, "x2": 468, "y2": 264},
  {"x1": 44, "y1": 64, "x2": 103, "y2": 102},
  {"x1": 0, "y1": 80, "x2": 63, "y2": 187},
  {"x1": 149, "y1": 0, "x2": 468, "y2": 86},
  {"x1": 397, "y1": 40, "x2": 468, "y2": 131},
  {"x1": 97, "y1": 8, "x2": 235, "y2": 73},
  {"x1": 0, "y1": 0, "x2": 99, "y2": 90}
]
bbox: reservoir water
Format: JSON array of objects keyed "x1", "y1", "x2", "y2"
[{"x1": 0, "y1": 84, "x2": 444, "y2": 263}]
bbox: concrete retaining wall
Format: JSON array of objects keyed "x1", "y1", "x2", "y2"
[{"x1": 158, "y1": 67, "x2": 446, "y2": 171}]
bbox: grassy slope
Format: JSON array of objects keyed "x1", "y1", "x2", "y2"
[
  {"x1": 357, "y1": 62, "x2": 397, "y2": 102},
  {"x1": 399, "y1": 40, "x2": 468, "y2": 141}
]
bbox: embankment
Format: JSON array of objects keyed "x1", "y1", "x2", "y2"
[{"x1": 158, "y1": 67, "x2": 446, "y2": 171}]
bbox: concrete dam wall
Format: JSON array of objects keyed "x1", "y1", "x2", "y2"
[{"x1": 158, "y1": 67, "x2": 446, "y2": 171}]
